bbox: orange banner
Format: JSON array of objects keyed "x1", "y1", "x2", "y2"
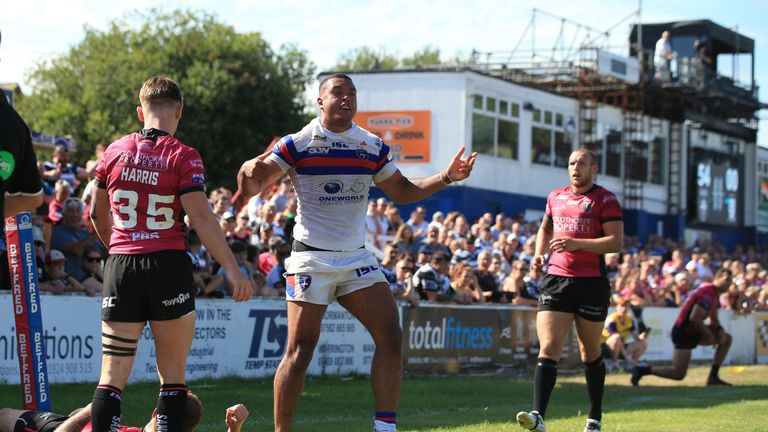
[{"x1": 355, "y1": 110, "x2": 431, "y2": 163}]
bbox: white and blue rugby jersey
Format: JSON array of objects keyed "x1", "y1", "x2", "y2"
[{"x1": 266, "y1": 118, "x2": 398, "y2": 251}]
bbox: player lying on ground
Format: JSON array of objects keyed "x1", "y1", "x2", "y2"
[{"x1": 0, "y1": 393, "x2": 248, "y2": 432}]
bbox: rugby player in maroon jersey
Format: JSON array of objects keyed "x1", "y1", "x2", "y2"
[
  {"x1": 631, "y1": 267, "x2": 733, "y2": 386},
  {"x1": 0, "y1": 395, "x2": 249, "y2": 432},
  {"x1": 89, "y1": 77, "x2": 252, "y2": 432},
  {"x1": 517, "y1": 148, "x2": 623, "y2": 432}
]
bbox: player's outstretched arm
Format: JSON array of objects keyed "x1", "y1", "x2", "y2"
[
  {"x1": 224, "y1": 404, "x2": 249, "y2": 432},
  {"x1": 90, "y1": 187, "x2": 113, "y2": 248},
  {"x1": 56, "y1": 403, "x2": 92, "y2": 432},
  {"x1": 181, "y1": 191, "x2": 253, "y2": 302},
  {"x1": 376, "y1": 146, "x2": 477, "y2": 204}
]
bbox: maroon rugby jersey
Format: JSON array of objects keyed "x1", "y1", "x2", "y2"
[
  {"x1": 93, "y1": 131, "x2": 205, "y2": 254},
  {"x1": 82, "y1": 422, "x2": 142, "y2": 432},
  {"x1": 674, "y1": 282, "x2": 718, "y2": 334},
  {"x1": 545, "y1": 184, "x2": 622, "y2": 277}
]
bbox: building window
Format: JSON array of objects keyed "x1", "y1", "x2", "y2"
[
  {"x1": 472, "y1": 113, "x2": 495, "y2": 156},
  {"x1": 649, "y1": 137, "x2": 665, "y2": 184},
  {"x1": 531, "y1": 110, "x2": 570, "y2": 167},
  {"x1": 498, "y1": 119, "x2": 519, "y2": 159},
  {"x1": 470, "y1": 94, "x2": 520, "y2": 160},
  {"x1": 606, "y1": 130, "x2": 622, "y2": 177}
]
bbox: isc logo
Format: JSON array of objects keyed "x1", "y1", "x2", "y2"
[{"x1": 248, "y1": 310, "x2": 288, "y2": 359}]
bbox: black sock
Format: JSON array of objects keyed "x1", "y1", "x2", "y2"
[
  {"x1": 709, "y1": 365, "x2": 720, "y2": 379},
  {"x1": 91, "y1": 385, "x2": 122, "y2": 432},
  {"x1": 156, "y1": 383, "x2": 188, "y2": 432},
  {"x1": 533, "y1": 358, "x2": 558, "y2": 418},
  {"x1": 584, "y1": 357, "x2": 606, "y2": 421}
]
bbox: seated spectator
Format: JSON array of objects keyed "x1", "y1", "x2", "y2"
[
  {"x1": 206, "y1": 241, "x2": 259, "y2": 298},
  {"x1": 392, "y1": 224, "x2": 419, "y2": 256},
  {"x1": 501, "y1": 260, "x2": 537, "y2": 306},
  {"x1": 415, "y1": 244, "x2": 432, "y2": 267},
  {"x1": 474, "y1": 226, "x2": 494, "y2": 252},
  {"x1": 412, "y1": 251, "x2": 452, "y2": 302},
  {"x1": 79, "y1": 246, "x2": 104, "y2": 295},
  {"x1": 389, "y1": 257, "x2": 419, "y2": 306},
  {"x1": 264, "y1": 241, "x2": 291, "y2": 297},
  {"x1": 259, "y1": 236, "x2": 285, "y2": 275},
  {"x1": 450, "y1": 237, "x2": 478, "y2": 267},
  {"x1": 385, "y1": 205, "x2": 403, "y2": 236},
  {"x1": 601, "y1": 297, "x2": 648, "y2": 371},
  {"x1": 489, "y1": 253, "x2": 509, "y2": 289},
  {"x1": 662, "y1": 248, "x2": 686, "y2": 276},
  {"x1": 50, "y1": 197, "x2": 101, "y2": 281},
  {"x1": 219, "y1": 211, "x2": 237, "y2": 240},
  {"x1": 229, "y1": 209, "x2": 252, "y2": 243},
  {"x1": 490, "y1": 213, "x2": 506, "y2": 240},
  {"x1": 273, "y1": 212, "x2": 288, "y2": 240},
  {"x1": 406, "y1": 205, "x2": 429, "y2": 240},
  {"x1": 475, "y1": 250, "x2": 505, "y2": 303},
  {"x1": 47, "y1": 179, "x2": 71, "y2": 224},
  {"x1": 41, "y1": 144, "x2": 88, "y2": 194},
  {"x1": 39, "y1": 249, "x2": 93, "y2": 296},
  {"x1": 253, "y1": 222, "x2": 274, "y2": 253},
  {"x1": 450, "y1": 263, "x2": 484, "y2": 305},
  {"x1": 186, "y1": 229, "x2": 215, "y2": 295},
  {"x1": 420, "y1": 223, "x2": 450, "y2": 257}
]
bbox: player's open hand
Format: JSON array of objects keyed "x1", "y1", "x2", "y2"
[
  {"x1": 228, "y1": 272, "x2": 253, "y2": 302},
  {"x1": 549, "y1": 237, "x2": 581, "y2": 253},
  {"x1": 225, "y1": 404, "x2": 249, "y2": 431},
  {"x1": 443, "y1": 147, "x2": 477, "y2": 182}
]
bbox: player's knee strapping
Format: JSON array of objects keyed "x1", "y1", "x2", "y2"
[
  {"x1": 101, "y1": 332, "x2": 138, "y2": 357},
  {"x1": 156, "y1": 383, "x2": 188, "y2": 432},
  {"x1": 91, "y1": 384, "x2": 122, "y2": 432}
]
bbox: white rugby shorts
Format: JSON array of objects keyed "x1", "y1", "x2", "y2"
[{"x1": 284, "y1": 249, "x2": 387, "y2": 305}]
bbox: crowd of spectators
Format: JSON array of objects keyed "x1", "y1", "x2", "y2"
[{"x1": 3, "y1": 144, "x2": 768, "y2": 325}]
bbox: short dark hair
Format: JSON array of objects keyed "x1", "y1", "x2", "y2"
[
  {"x1": 182, "y1": 392, "x2": 203, "y2": 432},
  {"x1": 431, "y1": 251, "x2": 450, "y2": 265},
  {"x1": 573, "y1": 147, "x2": 599, "y2": 166},
  {"x1": 229, "y1": 240, "x2": 248, "y2": 254},
  {"x1": 139, "y1": 76, "x2": 183, "y2": 107},
  {"x1": 319, "y1": 73, "x2": 354, "y2": 93}
]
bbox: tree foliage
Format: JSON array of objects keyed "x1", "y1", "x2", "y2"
[
  {"x1": 332, "y1": 45, "x2": 474, "y2": 71},
  {"x1": 17, "y1": 9, "x2": 316, "y2": 189}
]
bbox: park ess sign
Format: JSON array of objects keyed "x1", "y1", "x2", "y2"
[{"x1": 356, "y1": 111, "x2": 430, "y2": 163}]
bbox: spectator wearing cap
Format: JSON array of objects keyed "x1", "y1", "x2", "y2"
[
  {"x1": 208, "y1": 240, "x2": 259, "y2": 298},
  {"x1": 41, "y1": 144, "x2": 88, "y2": 195},
  {"x1": 219, "y1": 210, "x2": 237, "y2": 240},
  {"x1": 47, "y1": 179, "x2": 71, "y2": 224},
  {"x1": 415, "y1": 244, "x2": 432, "y2": 267},
  {"x1": 39, "y1": 249, "x2": 93, "y2": 295},
  {"x1": 50, "y1": 197, "x2": 101, "y2": 280},
  {"x1": 412, "y1": 251, "x2": 452, "y2": 302}
]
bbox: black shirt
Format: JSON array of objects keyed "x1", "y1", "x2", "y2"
[{"x1": 0, "y1": 95, "x2": 43, "y2": 217}]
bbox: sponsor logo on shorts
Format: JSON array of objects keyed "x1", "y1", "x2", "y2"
[
  {"x1": 162, "y1": 292, "x2": 191, "y2": 307},
  {"x1": 355, "y1": 265, "x2": 379, "y2": 277},
  {"x1": 102, "y1": 296, "x2": 117, "y2": 308}
]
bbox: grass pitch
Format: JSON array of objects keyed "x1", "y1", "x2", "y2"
[{"x1": 1, "y1": 365, "x2": 766, "y2": 431}]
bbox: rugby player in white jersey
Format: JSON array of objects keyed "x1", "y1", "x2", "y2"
[{"x1": 238, "y1": 73, "x2": 476, "y2": 432}]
